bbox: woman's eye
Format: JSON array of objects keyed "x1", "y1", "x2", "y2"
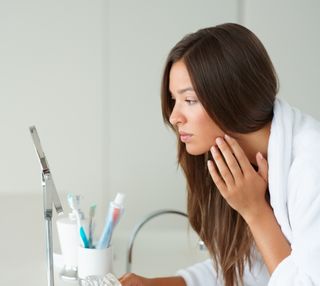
[{"x1": 186, "y1": 99, "x2": 198, "y2": 105}]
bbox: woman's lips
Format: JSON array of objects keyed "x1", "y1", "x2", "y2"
[{"x1": 179, "y1": 132, "x2": 192, "y2": 143}]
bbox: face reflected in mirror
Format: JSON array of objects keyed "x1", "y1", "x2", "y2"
[{"x1": 168, "y1": 60, "x2": 225, "y2": 155}]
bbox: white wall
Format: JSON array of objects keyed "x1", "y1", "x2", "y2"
[
  {"x1": 0, "y1": 0, "x2": 106, "y2": 208},
  {"x1": 243, "y1": 0, "x2": 320, "y2": 119},
  {"x1": 0, "y1": 0, "x2": 238, "y2": 225},
  {"x1": 106, "y1": 0, "x2": 239, "y2": 233}
]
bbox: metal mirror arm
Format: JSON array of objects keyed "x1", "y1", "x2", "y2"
[
  {"x1": 42, "y1": 170, "x2": 64, "y2": 286},
  {"x1": 42, "y1": 171, "x2": 63, "y2": 216},
  {"x1": 30, "y1": 126, "x2": 63, "y2": 286}
]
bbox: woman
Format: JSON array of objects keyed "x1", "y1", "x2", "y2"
[{"x1": 119, "y1": 23, "x2": 320, "y2": 285}]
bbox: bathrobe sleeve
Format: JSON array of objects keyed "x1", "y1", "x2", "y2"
[
  {"x1": 269, "y1": 154, "x2": 320, "y2": 285},
  {"x1": 176, "y1": 253, "x2": 269, "y2": 286},
  {"x1": 176, "y1": 259, "x2": 221, "y2": 286}
]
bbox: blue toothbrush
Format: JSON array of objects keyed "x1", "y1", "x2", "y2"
[{"x1": 67, "y1": 193, "x2": 89, "y2": 248}]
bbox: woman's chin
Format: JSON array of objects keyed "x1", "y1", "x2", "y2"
[{"x1": 185, "y1": 145, "x2": 208, "y2": 156}]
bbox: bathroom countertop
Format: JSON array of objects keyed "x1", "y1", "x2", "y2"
[{"x1": 0, "y1": 194, "x2": 208, "y2": 286}]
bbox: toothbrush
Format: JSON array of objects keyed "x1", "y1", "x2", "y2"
[
  {"x1": 97, "y1": 193, "x2": 125, "y2": 249},
  {"x1": 88, "y1": 204, "x2": 96, "y2": 248},
  {"x1": 67, "y1": 193, "x2": 90, "y2": 248}
]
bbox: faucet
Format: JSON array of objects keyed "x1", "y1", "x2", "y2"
[{"x1": 126, "y1": 209, "x2": 206, "y2": 273}]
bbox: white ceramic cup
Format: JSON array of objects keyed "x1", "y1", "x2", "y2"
[{"x1": 78, "y1": 245, "x2": 113, "y2": 280}]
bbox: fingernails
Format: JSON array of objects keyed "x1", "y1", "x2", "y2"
[
  {"x1": 257, "y1": 152, "x2": 263, "y2": 160},
  {"x1": 216, "y1": 137, "x2": 223, "y2": 146},
  {"x1": 211, "y1": 146, "x2": 217, "y2": 155},
  {"x1": 224, "y1": 134, "x2": 231, "y2": 140}
]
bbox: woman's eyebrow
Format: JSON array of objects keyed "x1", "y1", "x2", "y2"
[
  {"x1": 177, "y1": 87, "x2": 194, "y2": 94},
  {"x1": 169, "y1": 87, "x2": 194, "y2": 97}
]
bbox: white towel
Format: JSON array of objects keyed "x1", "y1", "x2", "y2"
[{"x1": 268, "y1": 98, "x2": 320, "y2": 285}]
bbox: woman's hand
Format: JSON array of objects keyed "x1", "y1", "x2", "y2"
[
  {"x1": 119, "y1": 273, "x2": 152, "y2": 286},
  {"x1": 207, "y1": 134, "x2": 269, "y2": 222},
  {"x1": 119, "y1": 273, "x2": 186, "y2": 286},
  {"x1": 208, "y1": 134, "x2": 292, "y2": 273}
]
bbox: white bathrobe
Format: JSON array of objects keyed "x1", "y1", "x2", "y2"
[{"x1": 177, "y1": 98, "x2": 320, "y2": 285}]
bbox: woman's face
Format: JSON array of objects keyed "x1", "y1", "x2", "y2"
[{"x1": 169, "y1": 60, "x2": 225, "y2": 155}]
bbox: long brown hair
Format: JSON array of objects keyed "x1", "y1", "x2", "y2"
[{"x1": 161, "y1": 23, "x2": 278, "y2": 285}]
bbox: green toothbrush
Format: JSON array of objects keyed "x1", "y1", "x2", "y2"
[{"x1": 88, "y1": 204, "x2": 96, "y2": 248}]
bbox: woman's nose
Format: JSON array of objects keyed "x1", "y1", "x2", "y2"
[{"x1": 169, "y1": 105, "x2": 185, "y2": 126}]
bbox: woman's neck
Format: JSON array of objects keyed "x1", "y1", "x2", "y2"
[{"x1": 233, "y1": 122, "x2": 271, "y2": 165}]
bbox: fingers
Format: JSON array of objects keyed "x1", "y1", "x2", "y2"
[
  {"x1": 256, "y1": 152, "x2": 268, "y2": 182},
  {"x1": 224, "y1": 134, "x2": 253, "y2": 175},
  {"x1": 208, "y1": 136, "x2": 243, "y2": 187},
  {"x1": 208, "y1": 134, "x2": 268, "y2": 193},
  {"x1": 207, "y1": 158, "x2": 227, "y2": 195},
  {"x1": 215, "y1": 137, "x2": 243, "y2": 180},
  {"x1": 118, "y1": 273, "x2": 148, "y2": 286},
  {"x1": 119, "y1": 273, "x2": 134, "y2": 284},
  {"x1": 209, "y1": 145, "x2": 235, "y2": 188}
]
